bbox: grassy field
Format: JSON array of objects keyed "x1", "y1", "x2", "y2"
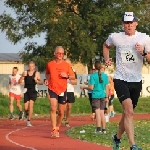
[
  {"x1": 0, "y1": 94, "x2": 150, "y2": 117},
  {"x1": 67, "y1": 120, "x2": 150, "y2": 150}
]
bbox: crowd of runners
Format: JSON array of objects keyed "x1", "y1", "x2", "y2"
[{"x1": 7, "y1": 12, "x2": 150, "y2": 150}]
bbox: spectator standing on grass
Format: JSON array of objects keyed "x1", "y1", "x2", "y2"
[
  {"x1": 80, "y1": 61, "x2": 109, "y2": 134},
  {"x1": 103, "y1": 12, "x2": 150, "y2": 150},
  {"x1": 84, "y1": 68, "x2": 96, "y2": 120},
  {"x1": 19, "y1": 61, "x2": 43, "y2": 127},
  {"x1": 62, "y1": 58, "x2": 78, "y2": 127},
  {"x1": 8, "y1": 67, "x2": 23, "y2": 120},
  {"x1": 45, "y1": 46, "x2": 75, "y2": 138}
]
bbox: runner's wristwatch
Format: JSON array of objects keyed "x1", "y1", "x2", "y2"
[{"x1": 142, "y1": 50, "x2": 148, "y2": 56}]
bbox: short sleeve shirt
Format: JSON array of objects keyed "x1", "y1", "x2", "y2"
[
  {"x1": 89, "y1": 72, "x2": 109, "y2": 98},
  {"x1": 9, "y1": 74, "x2": 22, "y2": 95},
  {"x1": 105, "y1": 31, "x2": 150, "y2": 82},
  {"x1": 46, "y1": 60, "x2": 75, "y2": 95}
]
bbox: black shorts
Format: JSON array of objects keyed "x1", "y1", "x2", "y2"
[
  {"x1": 66, "y1": 92, "x2": 75, "y2": 103},
  {"x1": 24, "y1": 90, "x2": 37, "y2": 103},
  {"x1": 48, "y1": 89, "x2": 67, "y2": 105},
  {"x1": 114, "y1": 79, "x2": 142, "y2": 109},
  {"x1": 109, "y1": 95, "x2": 114, "y2": 106}
]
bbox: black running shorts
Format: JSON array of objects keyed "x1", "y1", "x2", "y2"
[
  {"x1": 113, "y1": 79, "x2": 142, "y2": 109},
  {"x1": 66, "y1": 92, "x2": 75, "y2": 103},
  {"x1": 48, "y1": 89, "x2": 67, "y2": 105},
  {"x1": 24, "y1": 90, "x2": 37, "y2": 103}
]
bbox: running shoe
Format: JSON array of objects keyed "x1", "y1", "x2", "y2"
[
  {"x1": 65, "y1": 122, "x2": 70, "y2": 127},
  {"x1": 131, "y1": 145, "x2": 142, "y2": 150},
  {"x1": 62, "y1": 118, "x2": 66, "y2": 124},
  {"x1": 112, "y1": 134, "x2": 121, "y2": 150},
  {"x1": 90, "y1": 113, "x2": 96, "y2": 121},
  {"x1": 102, "y1": 129, "x2": 107, "y2": 134},
  {"x1": 9, "y1": 115, "x2": 15, "y2": 120},
  {"x1": 27, "y1": 121, "x2": 32, "y2": 127},
  {"x1": 94, "y1": 130, "x2": 102, "y2": 134},
  {"x1": 51, "y1": 129, "x2": 59, "y2": 138},
  {"x1": 19, "y1": 112, "x2": 24, "y2": 120}
]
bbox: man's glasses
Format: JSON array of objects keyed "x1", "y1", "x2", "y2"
[{"x1": 56, "y1": 52, "x2": 64, "y2": 55}]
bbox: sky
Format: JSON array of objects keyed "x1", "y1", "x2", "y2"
[{"x1": 0, "y1": 0, "x2": 46, "y2": 53}]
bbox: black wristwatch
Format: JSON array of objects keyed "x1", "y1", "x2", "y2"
[{"x1": 142, "y1": 50, "x2": 148, "y2": 56}]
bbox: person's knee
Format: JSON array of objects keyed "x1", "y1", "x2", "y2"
[
  {"x1": 57, "y1": 109, "x2": 65, "y2": 116},
  {"x1": 124, "y1": 108, "x2": 134, "y2": 117},
  {"x1": 67, "y1": 104, "x2": 72, "y2": 110},
  {"x1": 51, "y1": 106, "x2": 57, "y2": 113},
  {"x1": 16, "y1": 103, "x2": 21, "y2": 108},
  {"x1": 9, "y1": 101, "x2": 13, "y2": 106}
]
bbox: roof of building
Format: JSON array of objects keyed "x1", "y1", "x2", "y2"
[{"x1": 0, "y1": 53, "x2": 22, "y2": 62}]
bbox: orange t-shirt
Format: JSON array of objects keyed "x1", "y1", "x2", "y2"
[{"x1": 46, "y1": 60, "x2": 75, "y2": 95}]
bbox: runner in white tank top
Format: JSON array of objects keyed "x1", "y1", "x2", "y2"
[{"x1": 103, "y1": 12, "x2": 150, "y2": 150}]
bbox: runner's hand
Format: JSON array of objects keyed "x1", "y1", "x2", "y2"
[
  {"x1": 44, "y1": 79, "x2": 48, "y2": 86},
  {"x1": 135, "y1": 43, "x2": 144, "y2": 55},
  {"x1": 105, "y1": 58, "x2": 112, "y2": 66},
  {"x1": 60, "y1": 72, "x2": 68, "y2": 78},
  {"x1": 80, "y1": 86, "x2": 84, "y2": 89}
]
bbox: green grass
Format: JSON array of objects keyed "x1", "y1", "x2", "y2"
[
  {"x1": 66, "y1": 120, "x2": 150, "y2": 150},
  {"x1": 0, "y1": 94, "x2": 150, "y2": 117}
]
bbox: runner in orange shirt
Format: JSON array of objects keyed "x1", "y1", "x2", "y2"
[{"x1": 45, "y1": 46, "x2": 75, "y2": 138}]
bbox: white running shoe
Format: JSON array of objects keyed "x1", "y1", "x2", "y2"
[{"x1": 27, "y1": 121, "x2": 32, "y2": 127}]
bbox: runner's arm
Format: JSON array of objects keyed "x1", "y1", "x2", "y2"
[
  {"x1": 80, "y1": 84, "x2": 93, "y2": 90},
  {"x1": 8, "y1": 77, "x2": 11, "y2": 88},
  {"x1": 70, "y1": 71, "x2": 77, "y2": 85},
  {"x1": 103, "y1": 42, "x2": 111, "y2": 61},
  {"x1": 35, "y1": 72, "x2": 43, "y2": 85},
  {"x1": 18, "y1": 72, "x2": 25, "y2": 84},
  {"x1": 145, "y1": 52, "x2": 150, "y2": 62}
]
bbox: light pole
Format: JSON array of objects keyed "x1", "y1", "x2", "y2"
[{"x1": 92, "y1": 52, "x2": 101, "y2": 69}]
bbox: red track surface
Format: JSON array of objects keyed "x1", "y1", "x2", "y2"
[{"x1": 0, "y1": 114, "x2": 150, "y2": 150}]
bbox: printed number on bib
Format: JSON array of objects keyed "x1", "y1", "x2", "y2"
[
  {"x1": 12, "y1": 87, "x2": 17, "y2": 91},
  {"x1": 59, "y1": 92, "x2": 64, "y2": 96},
  {"x1": 121, "y1": 50, "x2": 138, "y2": 63}
]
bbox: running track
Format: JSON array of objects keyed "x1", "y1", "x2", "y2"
[{"x1": 0, "y1": 114, "x2": 150, "y2": 150}]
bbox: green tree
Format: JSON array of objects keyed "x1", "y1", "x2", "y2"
[{"x1": 0, "y1": 0, "x2": 150, "y2": 71}]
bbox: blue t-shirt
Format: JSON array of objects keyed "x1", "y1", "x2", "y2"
[{"x1": 89, "y1": 72, "x2": 109, "y2": 99}]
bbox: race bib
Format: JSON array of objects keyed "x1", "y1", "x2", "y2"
[
  {"x1": 121, "y1": 49, "x2": 138, "y2": 63},
  {"x1": 59, "y1": 92, "x2": 64, "y2": 96},
  {"x1": 11, "y1": 87, "x2": 17, "y2": 91}
]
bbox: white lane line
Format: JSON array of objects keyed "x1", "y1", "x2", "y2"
[
  {"x1": 6, "y1": 127, "x2": 37, "y2": 150},
  {"x1": 5, "y1": 124, "x2": 49, "y2": 150}
]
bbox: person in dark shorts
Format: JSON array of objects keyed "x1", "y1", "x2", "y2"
[
  {"x1": 84, "y1": 68, "x2": 96, "y2": 120},
  {"x1": 19, "y1": 61, "x2": 43, "y2": 127},
  {"x1": 80, "y1": 61, "x2": 109, "y2": 134},
  {"x1": 103, "y1": 11, "x2": 150, "y2": 150},
  {"x1": 45, "y1": 46, "x2": 75, "y2": 138},
  {"x1": 63, "y1": 58, "x2": 77, "y2": 127}
]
